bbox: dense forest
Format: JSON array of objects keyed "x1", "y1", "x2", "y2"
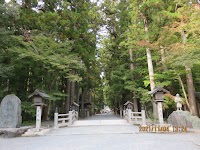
[{"x1": 0, "y1": 0, "x2": 200, "y2": 122}]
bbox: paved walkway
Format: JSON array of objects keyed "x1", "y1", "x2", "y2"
[
  {"x1": 84, "y1": 112, "x2": 122, "y2": 120},
  {"x1": 73, "y1": 112, "x2": 130, "y2": 126},
  {"x1": 0, "y1": 113, "x2": 200, "y2": 150}
]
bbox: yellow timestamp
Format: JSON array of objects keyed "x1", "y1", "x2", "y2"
[{"x1": 139, "y1": 125, "x2": 187, "y2": 132}]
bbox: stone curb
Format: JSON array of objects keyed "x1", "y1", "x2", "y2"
[
  {"x1": 0, "y1": 126, "x2": 31, "y2": 138},
  {"x1": 22, "y1": 128, "x2": 53, "y2": 137}
]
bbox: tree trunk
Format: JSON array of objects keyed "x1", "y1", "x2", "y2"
[
  {"x1": 160, "y1": 46, "x2": 167, "y2": 71},
  {"x1": 144, "y1": 18, "x2": 157, "y2": 119},
  {"x1": 129, "y1": 49, "x2": 134, "y2": 70},
  {"x1": 65, "y1": 79, "x2": 71, "y2": 113},
  {"x1": 178, "y1": 76, "x2": 191, "y2": 112},
  {"x1": 181, "y1": 29, "x2": 198, "y2": 116},
  {"x1": 80, "y1": 89, "x2": 86, "y2": 117},
  {"x1": 185, "y1": 64, "x2": 198, "y2": 116},
  {"x1": 146, "y1": 48, "x2": 155, "y2": 89},
  {"x1": 89, "y1": 89, "x2": 92, "y2": 116},
  {"x1": 71, "y1": 81, "x2": 75, "y2": 105},
  {"x1": 129, "y1": 49, "x2": 138, "y2": 112},
  {"x1": 76, "y1": 82, "x2": 80, "y2": 106},
  {"x1": 47, "y1": 100, "x2": 51, "y2": 120},
  {"x1": 70, "y1": 70, "x2": 75, "y2": 106},
  {"x1": 146, "y1": 47, "x2": 157, "y2": 118}
]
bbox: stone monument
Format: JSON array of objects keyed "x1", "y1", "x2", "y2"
[
  {"x1": 174, "y1": 93, "x2": 182, "y2": 111},
  {"x1": 0, "y1": 94, "x2": 22, "y2": 128}
]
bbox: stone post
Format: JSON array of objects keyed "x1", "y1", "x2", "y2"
[
  {"x1": 54, "y1": 112, "x2": 58, "y2": 128},
  {"x1": 123, "y1": 110, "x2": 125, "y2": 118},
  {"x1": 68, "y1": 111, "x2": 73, "y2": 126},
  {"x1": 141, "y1": 109, "x2": 146, "y2": 125},
  {"x1": 120, "y1": 109, "x2": 123, "y2": 118},
  {"x1": 75, "y1": 111, "x2": 79, "y2": 120},
  {"x1": 157, "y1": 102, "x2": 164, "y2": 124},
  {"x1": 128, "y1": 109, "x2": 132, "y2": 123},
  {"x1": 87, "y1": 110, "x2": 90, "y2": 117},
  {"x1": 36, "y1": 106, "x2": 42, "y2": 131}
]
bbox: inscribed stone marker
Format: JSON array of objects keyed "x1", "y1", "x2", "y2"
[{"x1": 0, "y1": 94, "x2": 22, "y2": 128}]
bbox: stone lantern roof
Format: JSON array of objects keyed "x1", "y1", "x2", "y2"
[
  {"x1": 149, "y1": 86, "x2": 170, "y2": 95},
  {"x1": 28, "y1": 89, "x2": 50, "y2": 99},
  {"x1": 124, "y1": 101, "x2": 134, "y2": 106},
  {"x1": 72, "y1": 102, "x2": 80, "y2": 107}
]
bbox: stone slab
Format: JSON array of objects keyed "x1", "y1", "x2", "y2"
[{"x1": 0, "y1": 94, "x2": 22, "y2": 128}]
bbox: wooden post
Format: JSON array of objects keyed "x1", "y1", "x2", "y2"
[
  {"x1": 36, "y1": 106, "x2": 42, "y2": 131},
  {"x1": 141, "y1": 110, "x2": 146, "y2": 125},
  {"x1": 157, "y1": 102, "x2": 164, "y2": 124},
  {"x1": 54, "y1": 112, "x2": 58, "y2": 128}
]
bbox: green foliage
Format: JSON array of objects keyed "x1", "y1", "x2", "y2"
[
  {"x1": 0, "y1": 0, "x2": 199, "y2": 121},
  {"x1": 136, "y1": 88, "x2": 152, "y2": 104},
  {"x1": 21, "y1": 102, "x2": 36, "y2": 120},
  {"x1": 48, "y1": 92, "x2": 68, "y2": 101},
  {"x1": 100, "y1": 0, "x2": 200, "y2": 114},
  {"x1": 0, "y1": 0, "x2": 102, "y2": 120},
  {"x1": 163, "y1": 96, "x2": 176, "y2": 110}
]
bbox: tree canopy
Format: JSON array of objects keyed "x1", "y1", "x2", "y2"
[{"x1": 0, "y1": 0, "x2": 199, "y2": 121}]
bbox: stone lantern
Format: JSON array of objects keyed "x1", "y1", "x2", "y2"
[
  {"x1": 28, "y1": 89, "x2": 50, "y2": 131},
  {"x1": 149, "y1": 87, "x2": 170, "y2": 124},
  {"x1": 124, "y1": 101, "x2": 134, "y2": 110},
  {"x1": 71, "y1": 102, "x2": 80, "y2": 111}
]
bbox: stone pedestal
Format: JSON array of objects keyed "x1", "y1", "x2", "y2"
[{"x1": 167, "y1": 111, "x2": 200, "y2": 128}]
